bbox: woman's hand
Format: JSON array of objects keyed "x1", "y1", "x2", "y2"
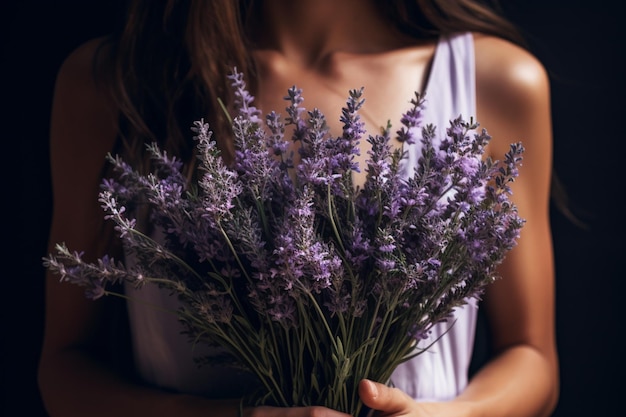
[{"x1": 358, "y1": 380, "x2": 473, "y2": 417}]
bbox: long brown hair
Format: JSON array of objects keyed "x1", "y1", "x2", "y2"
[
  {"x1": 376, "y1": 0, "x2": 523, "y2": 44},
  {"x1": 99, "y1": 0, "x2": 255, "y2": 171}
]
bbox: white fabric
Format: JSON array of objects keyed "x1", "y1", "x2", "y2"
[{"x1": 124, "y1": 32, "x2": 478, "y2": 401}]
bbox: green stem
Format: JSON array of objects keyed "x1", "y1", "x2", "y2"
[
  {"x1": 327, "y1": 184, "x2": 346, "y2": 253},
  {"x1": 217, "y1": 97, "x2": 233, "y2": 124}
]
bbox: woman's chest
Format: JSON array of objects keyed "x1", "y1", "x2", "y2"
[{"x1": 251, "y1": 44, "x2": 437, "y2": 185}]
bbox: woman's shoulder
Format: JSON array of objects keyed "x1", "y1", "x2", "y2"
[
  {"x1": 52, "y1": 35, "x2": 118, "y2": 130},
  {"x1": 472, "y1": 32, "x2": 550, "y2": 111},
  {"x1": 474, "y1": 34, "x2": 550, "y2": 132},
  {"x1": 50, "y1": 36, "x2": 119, "y2": 182},
  {"x1": 56, "y1": 36, "x2": 112, "y2": 93}
]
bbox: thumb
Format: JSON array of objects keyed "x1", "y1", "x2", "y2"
[{"x1": 358, "y1": 379, "x2": 412, "y2": 414}]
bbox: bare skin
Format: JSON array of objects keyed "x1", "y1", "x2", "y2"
[{"x1": 38, "y1": 1, "x2": 558, "y2": 416}]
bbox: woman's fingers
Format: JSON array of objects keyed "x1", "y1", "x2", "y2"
[{"x1": 358, "y1": 379, "x2": 413, "y2": 415}]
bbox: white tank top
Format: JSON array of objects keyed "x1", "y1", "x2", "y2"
[{"x1": 124, "y1": 32, "x2": 478, "y2": 402}]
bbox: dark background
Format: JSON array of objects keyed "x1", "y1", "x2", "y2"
[{"x1": 2, "y1": 1, "x2": 624, "y2": 416}]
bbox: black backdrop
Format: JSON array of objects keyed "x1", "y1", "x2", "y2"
[{"x1": 2, "y1": 1, "x2": 624, "y2": 416}]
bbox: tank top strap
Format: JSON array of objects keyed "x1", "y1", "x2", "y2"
[{"x1": 422, "y1": 32, "x2": 476, "y2": 133}]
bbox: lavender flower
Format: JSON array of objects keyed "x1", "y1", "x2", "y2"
[{"x1": 43, "y1": 67, "x2": 524, "y2": 415}]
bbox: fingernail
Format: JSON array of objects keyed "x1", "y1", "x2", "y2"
[{"x1": 365, "y1": 379, "x2": 378, "y2": 398}]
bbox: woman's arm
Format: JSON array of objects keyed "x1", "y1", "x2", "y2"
[
  {"x1": 359, "y1": 34, "x2": 559, "y2": 417},
  {"x1": 38, "y1": 36, "x2": 220, "y2": 417},
  {"x1": 37, "y1": 37, "x2": 350, "y2": 417}
]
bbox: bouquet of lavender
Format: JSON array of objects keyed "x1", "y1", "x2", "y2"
[{"x1": 44, "y1": 69, "x2": 524, "y2": 415}]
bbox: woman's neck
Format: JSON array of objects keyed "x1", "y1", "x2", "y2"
[{"x1": 255, "y1": 0, "x2": 414, "y2": 67}]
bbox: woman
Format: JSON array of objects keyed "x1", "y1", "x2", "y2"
[{"x1": 38, "y1": 1, "x2": 559, "y2": 416}]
